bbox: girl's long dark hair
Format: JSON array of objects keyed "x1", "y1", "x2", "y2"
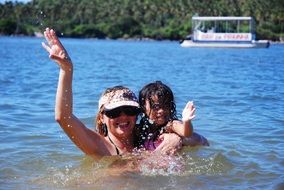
[
  {"x1": 136, "y1": 81, "x2": 178, "y2": 147},
  {"x1": 139, "y1": 81, "x2": 177, "y2": 120}
]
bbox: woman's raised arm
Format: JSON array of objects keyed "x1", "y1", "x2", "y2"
[{"x1": 42, "y1": 28, "x2": 109, "y2": 156}]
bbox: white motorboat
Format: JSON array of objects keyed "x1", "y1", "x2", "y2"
[{"x1": 180, "y1": 16, "x2": 270, "y2": 48}]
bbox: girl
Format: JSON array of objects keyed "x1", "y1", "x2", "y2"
[{"x1": 137, "y1": 81, "x2": 208, "y2": 150}]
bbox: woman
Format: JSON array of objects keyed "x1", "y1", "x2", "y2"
[
  {"x1": 137, "y1": 81, "x2": 209, "y2": 149},
  {"x1": 41, "y1": 28, "x2": 181, "y2": 158}
]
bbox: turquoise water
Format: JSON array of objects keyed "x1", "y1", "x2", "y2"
[{"x1": 0, "y1": 36, "x2": 284, "y2": 189}]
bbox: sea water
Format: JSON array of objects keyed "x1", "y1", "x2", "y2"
[{"x1": 0, "y1": 36, "x2": 283, "y2": 190}]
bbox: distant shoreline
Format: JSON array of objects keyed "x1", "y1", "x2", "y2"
[
  {"x1": 1, "y1": 33, "x2": 283, "y2": 44},
  {"x1": 0, "y1": 33, "x2": 175, "y2": 42}
]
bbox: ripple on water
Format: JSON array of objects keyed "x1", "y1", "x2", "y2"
[
  {"x1": 27, "y1": 150, "x2": 234, "y2": 189},
  {"x1": 183, "y1": 152, "x2": 233, "y2": 176},
  {"x1": 1, "y1": 38, "x2": 284, "y2": 190}
]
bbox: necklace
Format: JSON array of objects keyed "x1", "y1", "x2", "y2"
[{"x1": 107, "y1": 135, "x2": 120, "y2": 155}]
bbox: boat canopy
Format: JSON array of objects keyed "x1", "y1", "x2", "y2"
[
  {"x1": 192, "y1": 16, "x2": 253, "y2": 21},
  {"x1": 191, "y1": 16, "x2": 256, "y2": 42},
  {"x1": 180, "y1": 16, "x2": 269, "y2": 48}
]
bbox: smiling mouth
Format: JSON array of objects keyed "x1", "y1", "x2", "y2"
[
  {"x1": 116, "y1": 122, "x2": 130, "y2": 129},
  {"x1": 155, "y1": 115, "x2": 165, "y2": 121}
]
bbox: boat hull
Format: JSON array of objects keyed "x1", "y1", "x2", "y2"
[{"x1": 180, "y1": 40, "x2": 270, "y2": 48}]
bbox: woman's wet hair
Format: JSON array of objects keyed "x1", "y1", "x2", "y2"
[{"x1": 139, "y1": 81, "x2": 177, "y2": 120}]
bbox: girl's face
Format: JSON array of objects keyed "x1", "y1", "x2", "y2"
[
  {"x1": 145, "y1": 95, "x2": 170, "y2": 126},
  {"x1": 102, "y1": 107, "x2": 137, "y2": 138}
]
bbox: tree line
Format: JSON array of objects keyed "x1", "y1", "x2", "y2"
[{"x1": 0, "y1": 0, "x2": 283, "y2": 41}]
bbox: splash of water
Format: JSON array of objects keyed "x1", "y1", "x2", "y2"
[{"x1": 183, "y1": 152, "x2": 233, "y2": 175}]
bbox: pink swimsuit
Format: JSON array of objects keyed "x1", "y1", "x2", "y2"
[{"x1": 144, "y1": 138, "x2": 163, "y2": 151}]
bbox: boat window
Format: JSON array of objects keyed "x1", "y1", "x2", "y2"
[{"x1": 192, "y1": 17, "x2": 254, "y2": 34}]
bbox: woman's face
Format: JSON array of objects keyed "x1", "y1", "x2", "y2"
[
  {"x1": 102, "y1": 108, "x2": 137, "y2": 138},
  {"x1": 145, "y1": 95, "x2": 170, "y2": 126}
]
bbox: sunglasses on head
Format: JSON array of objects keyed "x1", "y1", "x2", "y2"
[{"x1": 103, "y1": 106, "x2": 140, "y2": 119}]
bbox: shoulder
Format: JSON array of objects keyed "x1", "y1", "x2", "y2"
[
  {"x1": 171, "y1": 120, "x2": 183, "y2": 129},
  {"x1": 172, "y1": 120, "x2": 182, "y2": 125}
]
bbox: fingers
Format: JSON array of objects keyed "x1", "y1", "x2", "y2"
[
  {"x1": 41, "y1": 42, "x2": 51, "y2": 53},
  {"x1": 189, "y1": 107, "x2": 196, "y2": 116},
  {"x1": 44, "y1": 28, "x2": 52, "y2": 44},
  {"x1": 42, "y1": 29, "x2": 53, "y2": 55},
  {"x1": 183, "y1": 101, "x2": 194, "y2": 114},
  {"x1": 49, "y1": 54, "x2": 62, "y2": 62},
  {"x1": 189, "y1": 114, "x2": 196, "y2": 120},
  {"x1": 157, "y1": 134, "x2": 164, "y2": 141},
  {"x1": 182, "y1": 101, "x2": 196, "y2": 121},
  {"x1": 59, "y1": 51, "x2": 64, "y2": 58},
  {"x1": 50, "y1": 29, "x2": 59, "y2": 45},
  {"x1": 185, "y1": 101, "x2": 194, "y2": 109},
  {"x1": 50, "y1": 50, "x2": 66, "y2": 61},
  {"x1": 184, "y1": 101, "x2": 195, "y2": 112},
  {"x1": 155, "y1": 133, "x2": 182, "y2": 155},
  {"x1": 43, "y1": 28, "x2": 58, "y2": 46},
  {"x1": 186, "y1": 101, "x2": 193, "y2": 106},
  {"x1": 154, "y1": 145, "x2": 175, "y2": 155}
]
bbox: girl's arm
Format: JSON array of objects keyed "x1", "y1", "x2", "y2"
[
  {"x1": 165, "y1": 101, "x2": 195, "y2": 137},
  {"x1": 42, "y1": 28, "x2": 110, "y2": 156}
]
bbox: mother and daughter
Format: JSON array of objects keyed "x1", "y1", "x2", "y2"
[{"x1": 42, "y1": 28, "x2": 208, "y2": 159}]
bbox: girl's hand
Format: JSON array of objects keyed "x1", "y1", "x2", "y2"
[
  {"x1": 42, "y1": 28, "x2": 72, "y2": 69},
  {"x1": 182, "y1": 101, "x2": 196, "y2": 122}
]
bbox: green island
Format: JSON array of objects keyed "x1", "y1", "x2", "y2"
[{"x1": 0, "y1": 0, "x2": 283, "y2": 41}]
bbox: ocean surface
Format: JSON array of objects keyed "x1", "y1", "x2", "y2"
[{"x1": 0, "y1": 36, "x2": 283, "y2": 190}]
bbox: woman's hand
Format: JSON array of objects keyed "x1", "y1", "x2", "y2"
[
  {"x1": 154, "y1": 133, "x2": 182, "y2": 155},
  {"x1": 182, "y1": 101, "x2": 196, "y2": 122},
  {"x1": 42, "y1": 28, "x2": 72, "y2": 70}
]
